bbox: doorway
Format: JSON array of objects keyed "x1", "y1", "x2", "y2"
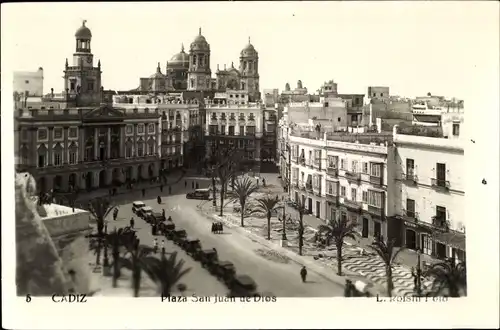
[
  {"x1": 374, "y1": 221, "x2": 381, "y2": 239},
  {"x1": 308, "y1": 198, "x2": 312, "y2": 213},
  {"x1": 405, "y1": 229, "x2": 417, "y2": 250},
  {"x1": 435, "y1": 242, "x2": 447, "y2": 259},
  {"x1": 362, "y1": 218, "x2": 369, "y2": 238},
  {"x1": 315, "y1": 201, "x2": 321, "y2": 218}
]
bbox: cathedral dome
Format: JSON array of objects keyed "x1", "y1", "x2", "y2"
[
  {"x1": 168, "y1": 44, "x2": 189, "y2": 66},
  {"x1": 240, "y1": 38, "x2": 258, "y2": 57},
  {"x1": 190, "y1": 28, "x2": 210, "y2": 51},
  {"x1": 75, "y1": 20, "x2": 92, "y2": 39}
]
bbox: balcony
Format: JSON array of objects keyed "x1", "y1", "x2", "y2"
[
  {"x1": 325, "y1": 193, "x2": 339, "y2": 206},
  {"x1": 431, "y1": 178, "x2": 450, "y2": 191},
  {"x1": 306, "y1": 183, "x2": 313, "y2": 192},
  {"x1": 370, "y1": 175, "x2": 383, "y2": 186},
  {"x1": 401, "y1": 173, "x2": 418, "y2": 184},
  {"x1": 313, "y1": 160, "x2": 321, "y2": 170},
  {"x1": 366, "y1": 204, "x2": 384, "y2": 218},
  {"x1": 431, "y1": 216, "x2": 450, "y2": 232},
  {"x1": 345, "y1": 171, "x2": 361, "y2": 183},
  {"x1": 342, "y1": 198, "x2": 363, "y2": 213},
  {"x1": 299, "y1": 157, "x2": 306, "y2": 166},
  {"x1": 306, "y1": 159, "x2": 314, "y2": 168},
  {"x1": 400, "y1": 209, "x2": 419, "y2": 222},
  {"x1": 326, "y1": 166, "x2": 338, "y2": 177},
  {"x1": 313, "y1": 184, "x2": 322, "y2": 196}
]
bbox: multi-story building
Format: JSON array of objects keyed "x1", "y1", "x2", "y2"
[
  {"x1": 112, "y1": 94, "x2": 204, "y2": 170},
  {"x1": 15, "y1": 21, "x2": 163, "y2": 193},
  {"x1": 288, "y1": 129, "x2": 395, "y2": 241},
  {"x1": 13, "y1": 67, "x2": 44, "y2": 97},
  {"x1": 391, "y1": 123, "x2": 465, "y2": 262},
  {"x1": 261, "y1": 107, "x2": 278, "y2": 164},
  {"x1": 204, "y1": 100, "x2": 263, "y2": 171}
]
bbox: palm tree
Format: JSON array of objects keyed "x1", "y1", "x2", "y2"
[
  {"x1": 105, "y1": 227, "x2": 138, "y2": 288},
  {"x1": 254, "y1": 195, "x2": 281, "y2": 240},
  {"x1": 119, "y1": 244, "x2": 155, "y2": 297},
  {"x1": 142, "y1": 251, "x2": 192, "y2": 297},
  {"x1": 426, "y1": 254, "x2": 467, "y2": 297},
  {"x1": 87, "y1": 197, "x2": 114, "y2": 236},
  {"x1": 232, "y1": 177, "x2": 259, "y2": 227},
  {"x1": 369, "y1": 238, "x2": 405, "y2": 297},
  {"x1": 318, "y1": 217, "x2": 358, "y2": 276}
]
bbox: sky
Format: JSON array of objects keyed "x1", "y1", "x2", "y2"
[{"x1": 2, "y1": 2, "x2": 499, "y2": 100}]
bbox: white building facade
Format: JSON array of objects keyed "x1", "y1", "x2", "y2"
[{"x1": 392, "y1": 126, "x2": 465, "y2": 261}]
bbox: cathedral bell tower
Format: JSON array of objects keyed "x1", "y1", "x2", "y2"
[
  {"x1": 63, "y1": 20, "x2": 102, "y2": 106},
  {"x1": 239, "y1": 37, "x2": 260, "y2": 102},
  {"x1": 187, "y1": 28, "x2": 212, "y2": 91}
]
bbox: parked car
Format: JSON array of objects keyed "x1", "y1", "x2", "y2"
[
  {"x1": 137, "y1": 206, "x2": 153, "y2": 219},
  {"x1": 228, "y1": 275, "x2": 258, "y2": 297},
  {"x1": 186, "y1": 188, "x2": 211, "y2": 200},
  {"x1": 183, "y1": 238, "x2": 202, "y2": 256},
  {"x1": 132, "y1": 201, "x2": 146, "y2": 214},
  {"x1": 199, "y1": 249, "x2": 219, "y2": 268},
  {"x1": 159, "y1": 221, "x2": 176, "y2": 236},
  {"x1": 171, "y1": 229, "x2": 188, "y2": 244},
  {"x1": 147, "y1": 212, "x2": 165, "y2": 224},
  {"x1": 212, "y1": 260, "x2": 236, "y2": 284}
]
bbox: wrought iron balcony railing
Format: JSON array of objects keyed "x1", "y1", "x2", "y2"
[
  {"x1": 401, "y1": 172, "x2": 418, "y2": 183},
  {"x1": 431, "y1": 178, "x2": 450, "y2": 190},
  {"x1": 326, "y1": 166, "x2": 338, "y2": 177},
  {"x1": 345, "y1": 171, "x2": 361, "y2": 183}
]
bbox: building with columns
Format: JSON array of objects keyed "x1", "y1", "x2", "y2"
[
  {"x1": 14, "y1": 21, "x2": 163, "y2": 193},
  {"x1": 205, "y1": 100, "x2": 264, "y2": 171}
]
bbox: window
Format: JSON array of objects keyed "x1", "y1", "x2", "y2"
[
  {"x1": 69, "y1": 127, "x2": 78, "y2": 138},
  {"x1": 436, "y1": 163, "x2": 446, "y2": 182},
  {"x1": 406, "y1": 159, "x2": 415, "y2": 176},
  {"x1": 328, "y1": 156, "x2": 337, "y2": 168},
  {"x1": 148, "y1": 124, "x2": 155, "y2": 133},
  {"x1": 362, "y1": 191, "x2": 368, "y2": 203},
  {"x1": 228, "y1": 126, "x2": 235, "y2": 135},
  {"x1": 406, "y1": 199, "x2": 415, "y2": 217},
  {"x1": 126, "y1": 146, "x2": 132, "y2": 158},
  {"x1": 70, "y1": 81, "x2": 76, "y2": 91},
  {"x1": 351, "y1": 160, "x2": 358, "y2": 172},
  {"x1": 147, "y1": 143, "x2": 153, "y2": 156},
  {"x1": 239, "y1": 126, "x2": 245, "y2": 135},
  {"x1": 340, "y1": 186, "x2": 346, "y2": 197},
  {"x1": 126, "y1": 125, "x2": 133, "y2": 134},
  {"x1": 371, "y1": 163, "x2": 381, "y2": 177},
  {"x1": 351, "y1": 188, "x2": 357, "y2": 202},
  {"x1": 340, "y1": 159, "x2": 345, "y2": 169},
  {"x1": 38, "y1": 129, "x2": 48, "y2": 140},
  {"x1": 69, "y1": 151, "x2": 77, "y2": 165},
  {"x1": 54, "y1": 128, "x2": 63, "y2": 140},
  {"x1": 452, "y1": 123, "x2": 460, "y2": 136},
  {"x1": 54, "y1": 153, "x2": 62, "y2": 166},
  {"x1": 362, "y1": 162, "x2": 368, "y2": 174},
  {"x1": 368, "y1": 190, "x2": 382, "y2": 207},
  {"x1": 326, "y1": 181, "x2": 337, "y2": 195},
  {"x1": 137, "y1": 143, "x2": 144, "y2": 157},
  {"x1": 138, "y1": 124, "x2": 144, "y2": 134}
]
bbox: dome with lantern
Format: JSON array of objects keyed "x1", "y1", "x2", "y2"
[
  {"x1": 75, "y1": 20, "x2": 92, "y2": 39},
  {"x1": 190, "y1": 28, "x2": 210, "y2": 51},
  {"x1": 168, "y1": 44, "x2": 189, "y2": 67},
  {"x1": 240, "y1": 37, "x2": 258, "y2": 57}
]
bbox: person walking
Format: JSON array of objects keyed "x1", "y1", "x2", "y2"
[
  {"x1": 162, "y1": 208, "x2": 166, "y2": 218},
  {"x1": 130, "y1": 217, "x2": 135, "y2": 229},
  {"x1": 161, "y1": 239, "x2": 166, "y2": 255},
  {"x1": 262, "y1": 178, "x2": 266, "y2": 187},
  {"x1": 153, "y1": 238, "x2": 158, "y2": 253},
  {"x1": 300, "y1": 266, "x2": 307, "y2": 283}
]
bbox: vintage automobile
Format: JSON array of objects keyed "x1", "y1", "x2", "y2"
[
  {"x1": 212, "y1": 260, "x2": 236, "y2": 284},
  {"x1": 158, "y1": 221, "x2": 175, "y2": 236},
  {"x1": 147, "y1": 212, "x2": 165, "y2": 224},
  {"x1": 186, "y1": 188, "x2": 211, "y2": 200},
  {"x1": 132, "y1": 201, "x2": 146, "y2": 214},
  {"x1": 199, "y1": 249, "x2": 219, "y2": 268},
  {"x1": 171, "y1": 229, "x2": 188, "y2": 244},
  {"x1": 182, "y1": 238, "x2": 202, "y2": 256},
  {"x1": 228, "y1": 275, "x2": 258, "y2": 297},
  {"x1": 137, "y1": 206, "x2": 154, "y2": 219}
]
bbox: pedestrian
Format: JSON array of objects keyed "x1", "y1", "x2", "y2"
[
  {"x1": 157, "y1": 195, "x2": 162, "y2": 204},
  {"x1": 262, "y1": 178, "x2": 266, "y2": 187},
  {"x1": 142, "y1": 188, "x2": 146, "y2": 197},
  {"x1": 185, "y1": 181, "x2": 188, "y2": 188},
  {"x1": 344, "y1": 279, "x2": 353, "y2": 297},
  {"x1": 300, "y1": 266, "x2": 307, "y2": 283},
  {"x1": 153, "y1": 238, "x2": 158, "y2": 253},
  {"x1": 130, "y1": 217, "x2": 135, "y2": 228},
  {"x1": 168, "y1": 186, "x2": 172, "y2": 194},
  {"x1": 161, "y1": 239, "x2": 166, "y2": 255},
  {"x1": 162, "y1": 208, "x2": 166, "y2": 218},
  {"x1": 219, "y1": 222, "x2": 223, "y2": 234},
  {"x1": 168, "y1": 215, "x2": 172, "y2": 222},
  {"x1": 211, "y1": 222, "x2": 215, "y2": 234},
  {"x1": 256, "y1": 178, "x2": 260, "y2": 186}
]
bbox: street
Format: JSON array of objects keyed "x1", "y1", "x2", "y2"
[{"x1": 105, "y1": 176, "x2": 345, "y2": 297}]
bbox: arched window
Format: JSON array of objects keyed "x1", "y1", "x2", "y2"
[
  {"x1": 137, "y1": 138, "x2": 145, "y2": 157},
  {"x1": 125, "y1": 139, "x2": 133, "y2": 158},
  {"x1": 147, "y1": 138, "x2": 155, "y2": 156},
  {"x1": 192, "y1": 55, "x2": 197, "y2": 66},
  {"x1": 53, "y1": 143, "x2": 63, "y2": 166},
  {"x1": 37, "y1": 144, "x2": 47, "y2": 168},
  {"x1": 69, "y1": 142, "x2": 78, "y2": 165}
]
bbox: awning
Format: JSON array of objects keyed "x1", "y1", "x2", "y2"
[{"x1": 433, "y1": 231, "x2": 466, "y2": 251}]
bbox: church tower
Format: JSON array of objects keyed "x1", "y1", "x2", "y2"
[
  {"x1": 63, "y1": 20, "x2": 102, "y2": 106},
  {"x1": 187, "y1": 28, "x2": 212, "y2": 91},
  {"x1": 239, "y1": 37, "x2": 260, "y2": 102}
]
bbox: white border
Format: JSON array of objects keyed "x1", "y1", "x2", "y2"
[{"x1": 2, "y1": 2, "x2": 499, "y2": 329}]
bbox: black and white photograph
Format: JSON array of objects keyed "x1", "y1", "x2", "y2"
[{"x1": 2, "y1": 2, "x2": 499, "y2": 329}]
